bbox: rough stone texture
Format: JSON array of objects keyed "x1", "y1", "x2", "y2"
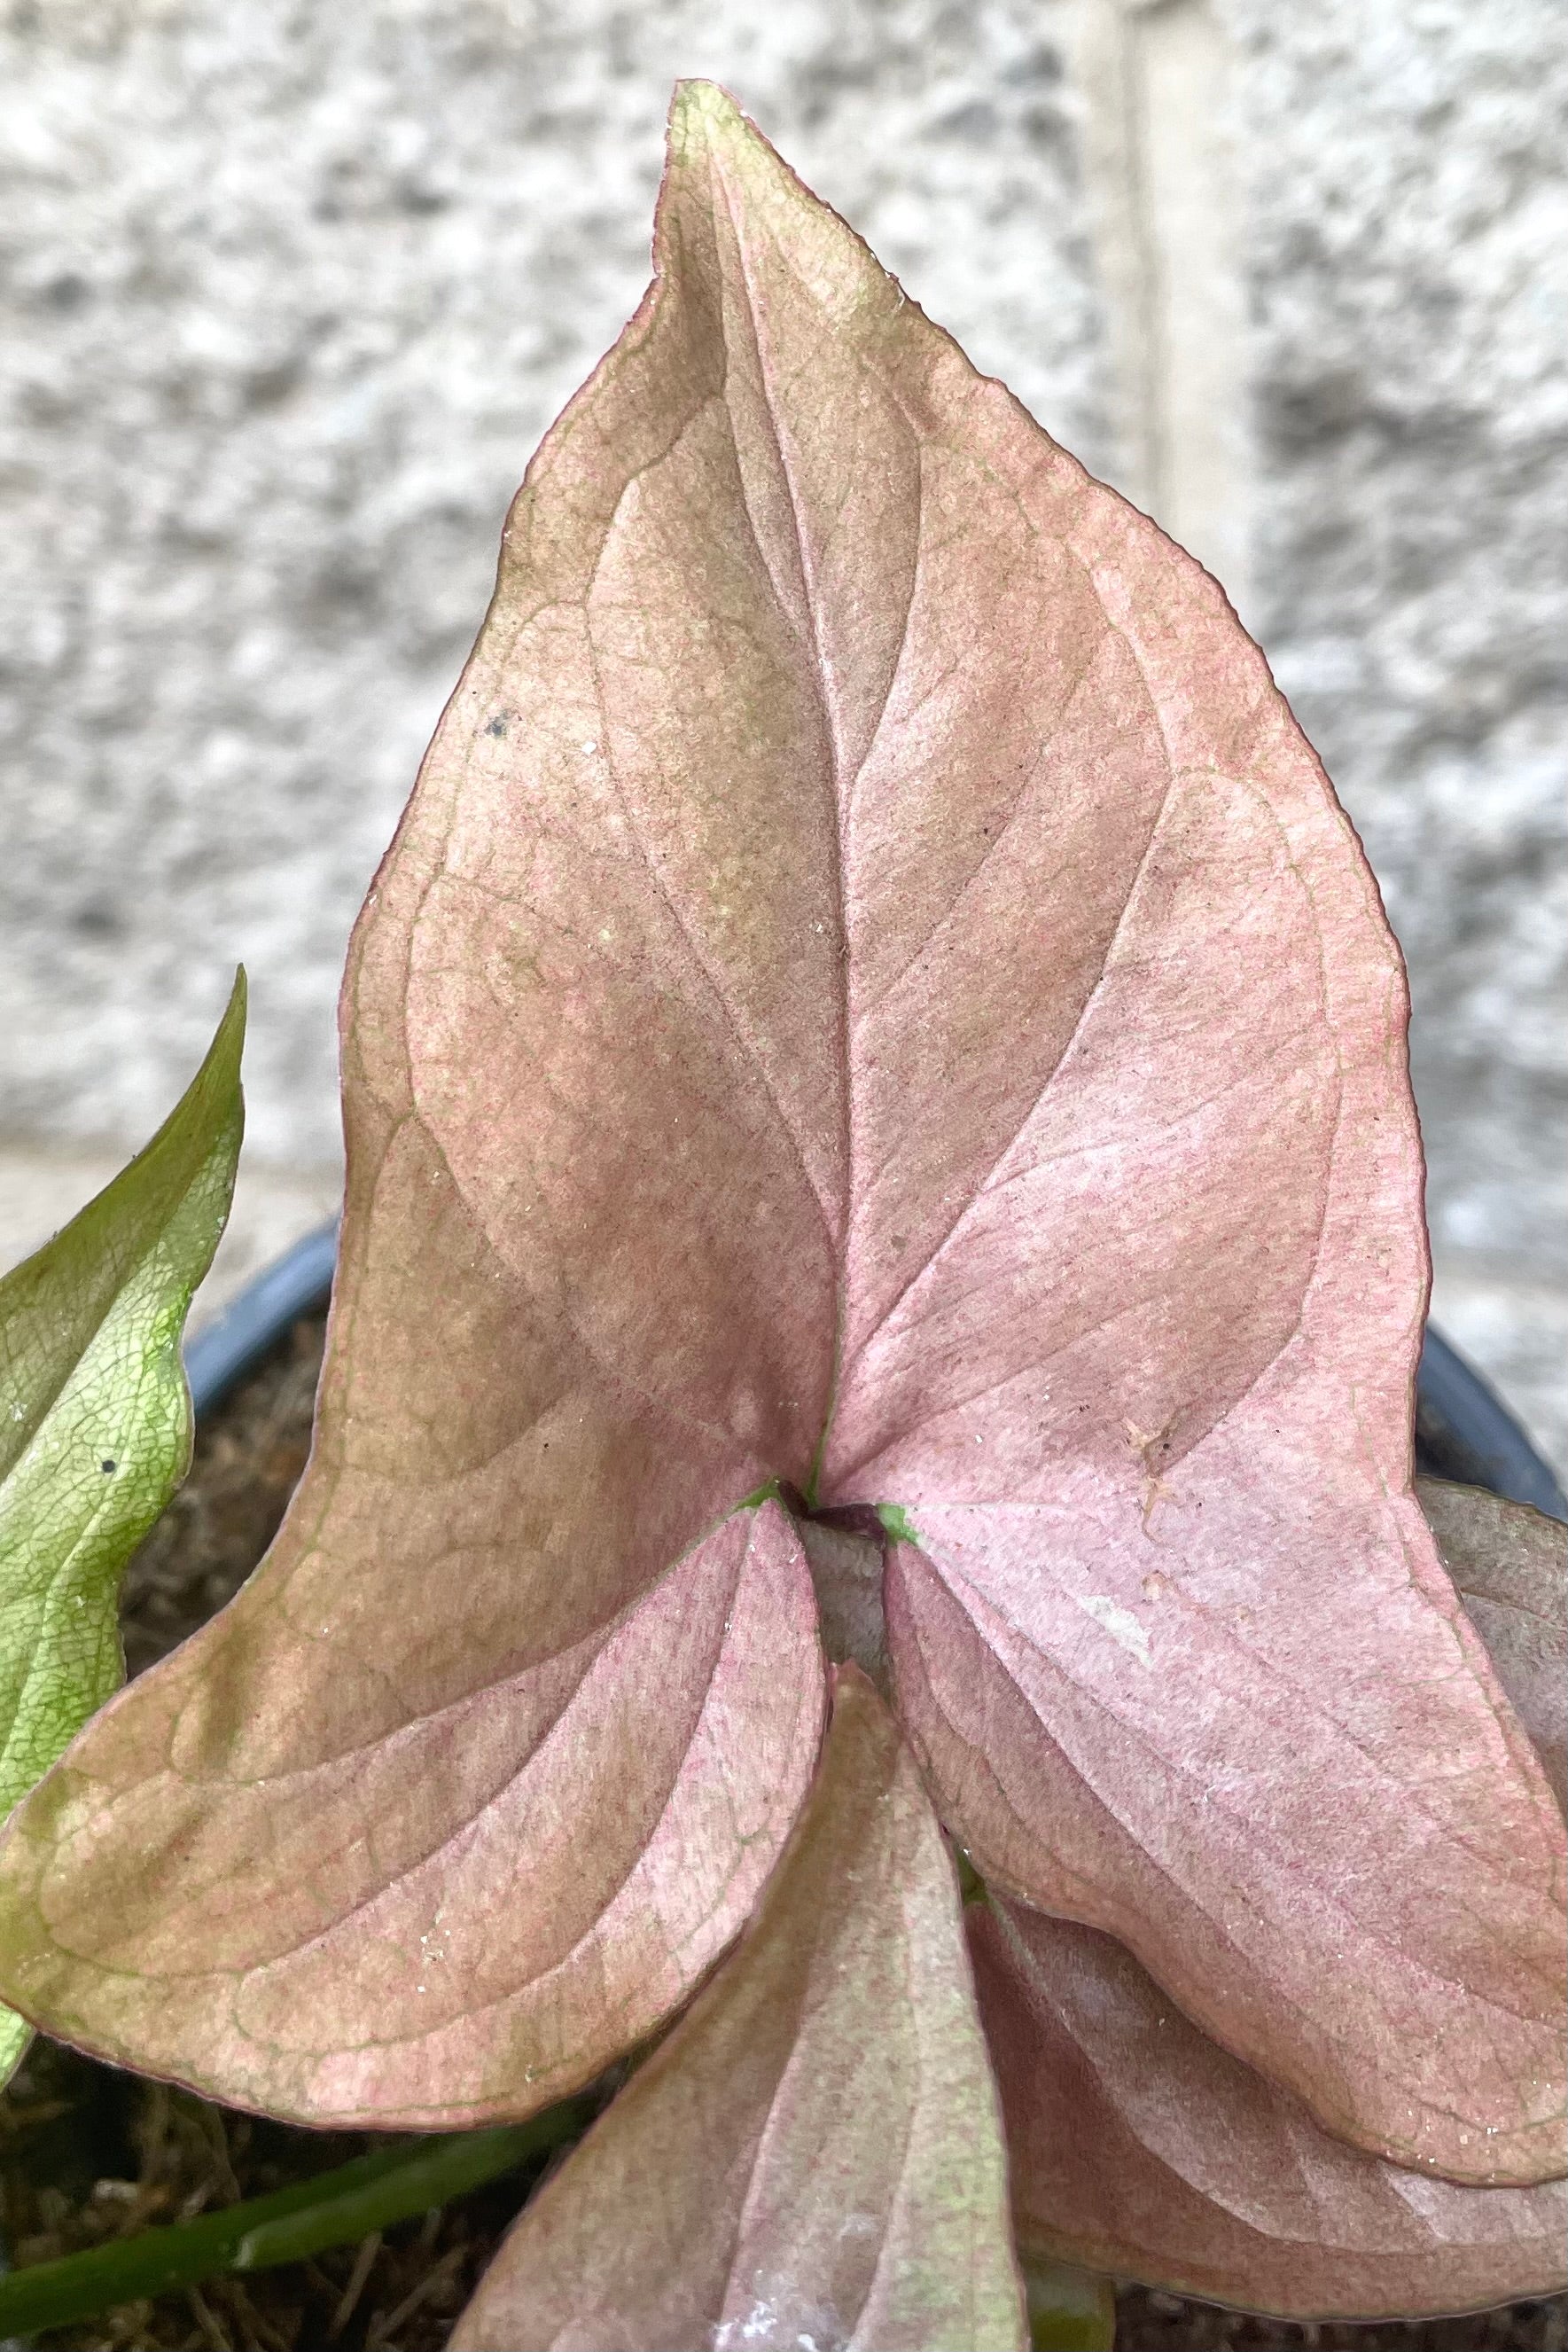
[
  {"x1": 1227, "y1": 0, "x2": 1567, "y2": 1466},
  {"x1": 0, "y1": 0, "x2": 1102, "y2": 1171},
  {"x1": 0, "y1": 0, "x2": 1562, "y2": 1466}
]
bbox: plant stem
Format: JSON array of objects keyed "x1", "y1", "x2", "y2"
[{"x1": 0, "y1": 2097, "x2": 595, "y2": 2339}]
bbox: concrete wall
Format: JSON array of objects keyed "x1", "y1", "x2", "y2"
[{"x1": 2, "y1": 0, "x2": 1563, "y2": 1464}]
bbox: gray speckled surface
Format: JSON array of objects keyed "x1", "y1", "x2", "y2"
[
  {"x1": 1228, "y1": 0, "x2": 1567, "y2": 1464},
  {"x1": 1, "y1": 0, "x2": 1562, "y2": 1463},
  {"x1": 0, "y1": 0, "x2": 1103, "y2": 1167},
  {"x1": 1236, "y1": 2, "x2": 1567, "y2": 1242}
]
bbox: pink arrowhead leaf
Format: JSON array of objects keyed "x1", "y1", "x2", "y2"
[
  {"x1": 449, "y1": 1669, "x2": 1027, "y2": 2352},
  {"x1": 968, "y1": 1478, "x2": 1568, "y2": 2317},
  {"x1": 0, "y1": 1495, "x2": 822, "y2": 2124},
  {"x1": 971, "y1": 1900, "x2": 1568, "y2": 2324},
  {"x1": 0, "y1": 79, "x2": 1562, "y2": 2185}
]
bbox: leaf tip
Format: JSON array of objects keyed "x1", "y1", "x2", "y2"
[
  {"x1": 212, "y1": 964, "x2": 247, "y2": 1074},
  {"x1": 666, "y1": 76, "x2": 751, "y2": 163}
]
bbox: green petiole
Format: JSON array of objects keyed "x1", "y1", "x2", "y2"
[{"x1": 0, "y1": 2096, "x2": 594, "y2": 2339}]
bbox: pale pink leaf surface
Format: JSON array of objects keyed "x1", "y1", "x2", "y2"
[
  {"x1": 971, "y1": 1900, "x2": 1568, "y2": 2324},
  {"x1": 966, "y1": 1480, "x2": 1568, "y2": 2317},
  {"x1": 0, "y1": 1498, "x2": 822, "y2": 2125},
  {"x1": 450, "y1": 1669, "x2": 1027, "y2": 2352},
  {"x1": 0, "y1": 80, "x2": 1560, "y2": 2176}
]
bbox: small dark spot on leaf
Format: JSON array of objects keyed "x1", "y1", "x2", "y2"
[
  {"x1": 485, "y1": 715, "x2": 509, "y2": 738},
  {"x1": 101, "y1": 1458, "x2": 116, "y2": 1473}
]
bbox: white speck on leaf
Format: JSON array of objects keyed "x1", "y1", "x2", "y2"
[
  {"x1": 1077, "y1": 1594, "x2": 1152, "y2": 1668},
  {"x1": 714, "y1": 2301, "x2": 778, "y2": 2349}
]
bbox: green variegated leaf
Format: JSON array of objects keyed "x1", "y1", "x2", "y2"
[{"x1": 0, "y1": 976, "x2": 244, "y2": 2080}]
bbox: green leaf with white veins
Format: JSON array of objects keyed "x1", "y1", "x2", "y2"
[{"x1": 0, "y1": 974, "x2": 244, "y2": 2082}]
